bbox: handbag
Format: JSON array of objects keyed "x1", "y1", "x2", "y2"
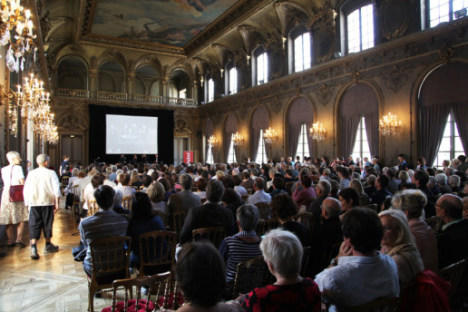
[{"x1": 9, "y1": 165, "x2": 24, "y2": 202}]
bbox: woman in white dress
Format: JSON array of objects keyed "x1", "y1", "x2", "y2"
[{"x1": 0, "y1": 151, "x2": 28, "y2": 247}]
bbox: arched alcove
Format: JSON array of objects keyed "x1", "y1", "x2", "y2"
[
  {"x1": 135, "y1": 65, "x2": 159, "y2": 95},
  {"x1": 250, "y1": 106, "x2": 270, "y2": 159},
  {"x1": 338, "y1": 83, "x2": 379, "y2": 158},
  {"x1": 57, "y1": 56, "x2": 88, "y2": 90},
  {"x1": 224, "y1": 113, "x2": 239, "y2": 161},
  {"x1": 98, "y1": 62, "x2": 125, "y2": 92},
  {"x1": 169, "y1": 69, "x2": 191, "y2": 99},
  {"x1": 286, "y1": 97, "x2": 313, "y2": 157}
]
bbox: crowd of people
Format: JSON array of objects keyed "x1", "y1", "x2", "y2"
[{"x1": 1, "y1": 151, "x2": 468, "y2": 310}]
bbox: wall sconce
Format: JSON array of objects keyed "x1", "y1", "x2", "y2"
[
  {"x1": 200, "y1": 76, "x2": 204, "y2": 85},
  {"x1": 380, "y1": 112, "x2": 402, "y2": 136},
  {"x1": 220, "y1": 68, "x2": 224, "y2": 78},
  {"x1": 208, "y1": 135, "x2": 218, "y2": 145},
  {"x1": 263, "y1": 127, "x2": 278, "y2": 144},
  {"x1": 282, "y1": 36, "x2": 287, "y2": 50},
  {"x1": 232, "y1": 131, "x2": 244, "y2": 146},
  {"x1": 246, "y1": 54, "x2": 251, "y2": 65},
  {"x1": 310, "y1": 122, "x2": 327, "y2": 141}
]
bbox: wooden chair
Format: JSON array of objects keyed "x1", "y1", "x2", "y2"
[
  {"x1": 168, "y1": 210, "x2": 187, "y2": 239},
  {"x1": 440, "y1": 258, "x2": 468, "y2": 307},
  {"x1": 88, "y1": 236, "x2": 131, "y2": 312},
  {"x1": 87, "y1": 199, "x2": 99, "y2": 216},
  {"x1": 232, "y1": 255, "x2": 275, "y2": 298},
  {"x1": 255, "y1": 202, "x2": 271, "y2": 220},
  {"x1": 295, "y1": 211, "x2": 316, "y2": 232},
  {"x1": 256, "y1": 218, "x2": 279, "y2": 236},
  {"x1": 111, "y1": 272, "x2": 182, "y2": 312},
  {"x1": 71, "y1": 185, "x2": 81, "y2": 223},
  {"x1": 138, "y1": 231, "x2": 177, "y2": 276},
  {"x1": 192, "y1": 226, "x2": 226, "y2": 248},
  {"x1": 122, "y1": 196, "x2": 133, "y2": 211}
]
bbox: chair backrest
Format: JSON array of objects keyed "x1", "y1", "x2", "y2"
[
  {"x1": 232, "y1": 255, "x2": 275, "y2": 297},
  {"x1": 343, "y1": 297, "x2": 400, "y2": 312},
  {"x1": 256, "y1": 218, "x2": 279, "y2": 237},
  {"x1": 111, "y1": 271, "x2": 182, "y2": 312},
  {"x1": 168, "y1": 210, "x2": 187, "y2": 239},
  {"x1": 87, "y1": 199, "x2": 99, "y2": 216},
  {"x1": 440, "y1": 258, "x2": 468, "y2": 298},
  {"x1": 138, "y1": 230, "x2": 177, "y2": 276},
  {"x1": 122, "y1": 196, "x2": 133, "y2": 211},
  {"x1": 192, "y1": 226, "x2": 226, "y2": 248},
  {"x1": 90, "y1": 236, "x2": 131, "y2": 285},
  {"x1": 255, "y1": 202, "x2": 271, "y2": 220}
]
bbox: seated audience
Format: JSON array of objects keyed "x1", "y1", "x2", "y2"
[
  {"x1": 436, "y1": 194, "x2": 468, "y2": 268},
  {"x1": 127, "y1": 192, "x2": 164, "y2": 271},
  {"x1": 308, "y1": 180, "x2": 331, "y2": 220},
  {"x1": 176, "y1": 242, "x2": 238, "y2": 312},
  {"x1": 271, "y1": 193, "x2": 311, "y2": 247},
  {"x1": 116, "y1": 173, "x2": 136, "y2": 198},
  {"x1": 292, "y1": 174, "x2": 316, "y2": 208},
  {"x1": 219, "y1": 204, "x2": 262, "y2": 285},
  {"x1": 222, "y1": 188, "x2": 243, "y2": 218},
  {"x1": 147, "y1": 181, "x2": 167, "y2": 218},
  {"x1": 194, "y1": 177, "x2": 208, "y2": 201},
  {"x1": 180, "y1": 180, "x2": 235, "y2": 244},
  {"x1": 338, "y1": 188, "x2": 359, "y2": 221},
  {"x1": 168, "y1": 174, "x2": 201, "y2": 216},
  {"x1": 413, "y1": 170, "x2": 436, "y2": 217},
  {"x1": 378, "y1": 209, "x2": 424, "y2": 289},
  {"x1": 248, "y1": 177, "x2": 271, "y2": 205},
  {"x1": 79, "y1": 185, "x2": 129, "y2": 276},
  {"x1": 350, "y1": 179, "x2": 369, "y2": 206},
  {"x1": 240, "y1": 229, "x2": 321, "y2": 312},
  {"x1": 392, "y1": 189, "x2": 438, "y2": 271},
  {"x1": 318, "y1": 198, "x2": 343, "y2": 272},
  {"x1": 371, "y1": 174, "x2": 392, "y2": 207},
  {"x1": 82, "y1": 174, "x2": 104, "y2": 213},
  {"x1": 269, "y1": 175, "x2": 287, "y2": 198},
  {"x1": 315, "y1": 207, "x2": 399, "y2": 309}
]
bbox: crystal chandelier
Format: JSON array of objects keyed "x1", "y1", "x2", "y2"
[
  {"x1": 263, "y1": 127, "x2": 278, "y2": 144},
  {"x1": 232, "y1": 131, "x2": 244, "y2": 146},
  {"x1": 0, "y1": 0, "x2": 36, "y2": 72},
  {"x1": 16, "y1": 73, "x2": 59, "y2": 144},
  {"x1": 207, "y1": 135, "x2": 217, "y2": 145},
  {"x1": 310, "y1": 122, "x2": 326, "y2": 141},
  {"x1": 379, "y1": 112, "x2": 402, "y2": 136}
]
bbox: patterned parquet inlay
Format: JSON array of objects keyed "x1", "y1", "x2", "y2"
[{"x1": 0, "y1": 207, "x2": 114, "y2": 312}]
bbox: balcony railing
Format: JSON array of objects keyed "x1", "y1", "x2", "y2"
[{"x1": 54, "y1": 88, "x2": 198, "y2": 107}]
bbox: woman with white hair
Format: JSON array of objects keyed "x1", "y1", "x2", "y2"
[
  {"x1": 0, "y1": 151, "x2": 28, "y2": 247},
  {"x1": 240, "y1": 229, "x2": 321, "y2": 312},
  {"x1": 378, "y1": 209, "x2": 424, "y2": 289}
]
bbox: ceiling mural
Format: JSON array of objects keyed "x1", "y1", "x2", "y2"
[{"x1": 91, "y1": 0, "x2": 236, "y2": 47}]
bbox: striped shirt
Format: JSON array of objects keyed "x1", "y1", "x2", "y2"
[
  {"x1": 219, "y1": 230, "x2": 262, "y2": 282},
  {"x1": 79, "y1": 209, "x2": 129, "y2": 272}
]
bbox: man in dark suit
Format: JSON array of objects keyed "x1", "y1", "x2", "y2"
[
  {"x1": 179, "y1": 180, "x2": 235, "y2": 244},
  {"x1": 168, "y1": 174, "x2": 201, "y2": 216},
  {"x1": 436, "y1": 194, "x2": 468, "y2": 268}
]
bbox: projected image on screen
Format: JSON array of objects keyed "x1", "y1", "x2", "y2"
[{"x1": 106, "y1": 114, "x2": 158, "y2": 154}]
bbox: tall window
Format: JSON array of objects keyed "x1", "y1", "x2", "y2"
[
  {"x1": 429, "y1": 0, "x2": 468, "y2": 28},
  {"x1": 227, "y1": 133, "x2": 237, "y2": 164},
  {"x1": 295, "y1": 124, "x2": 310, "y2": 162},
  {"x1": 178, "y1": 88, "x2": 186, "y2": 99},
  {"x1": 346, "y1": 3, "x2": 374, "y2": 53},
  {"x1": 255, "y1": 129, "x2": 268, "y2": 164},
  {"x1": 434, "y1": 113, "x2": 465, "y2": 167},
  {"x1": 294, "y1": 32, "x2": 311, "y2": 72},
  {"x1": 228, "y1": 67, "x2": 238, "y2": 95},
  {"x1": 351, "y1": 117, "x2": 371, "y2": 164},
  {"x1": 207, "y1": 78, "x2": 214, "y2": 102},
  {"x1": 256, "y1": 52, "x2": 268, "y2": 85},
  {"x1": 206, "y1": 143, "x2": 214, "y2": 164}
]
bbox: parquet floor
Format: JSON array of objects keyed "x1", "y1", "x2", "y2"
[{"x1": 0, "y1": 208, "x2": 114, "y2": 312}]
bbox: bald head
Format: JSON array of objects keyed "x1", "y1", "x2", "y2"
[
  {"x1": 322, "y1": 197, "x2": 342, "y2": 219},
  {"x1": 436, "y1": 194, "x2": 463, "y2": 221}
]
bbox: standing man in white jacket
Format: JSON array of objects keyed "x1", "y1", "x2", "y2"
[{"x1": 23, "y1": 154, "x2": 61, "y2": 260}]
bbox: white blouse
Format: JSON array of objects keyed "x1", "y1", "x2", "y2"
[{"x1": 1, "y1": 165, "x2": 24, "y2": 187}]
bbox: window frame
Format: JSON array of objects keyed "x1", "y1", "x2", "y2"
[
  {"x1": 255, "y1": 129, "x2": 268, "y2": 164},
  {"x1": 227, "y1": 133, "x2": 237, "y2": 164},
  {"x1": 206, "y1": 77, "x2": 215, "y2": 103},
  {"x1": 341, "y1": 0, "x2": 376, "y2": 55},
  {"x1": 295, "y1": 123, "x2": 311, "y2": 162},
  {"x1": 351, "y1": 116, "x2": 372, "y2": 166},
  {"x1": 252, "y1": 47, "x2": 269, "y2": 86},
  {"x1": 226, "y1": 65, "x2": 238, "y2": 95},
  {"x1": 423, "y1": 0, "x2": 468, "y2": 29},
  {"x1": 289, "y1": 28, "x2": 312, "y2": 74}
]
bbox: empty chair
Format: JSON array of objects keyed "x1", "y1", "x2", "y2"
[
  {"x1": 192, "y1": 226, "x2": 226, "y2": 248},
  {"x1": 138, "y1": 230, "x2": 177, "y2": 276},
  {"x1": 88, "y1": 236, "x2": 131, "y2": 312}
]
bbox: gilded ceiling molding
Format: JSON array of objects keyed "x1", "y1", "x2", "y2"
[{"x1": 274, "y1": 0, "x2": 311, "y2": 36}]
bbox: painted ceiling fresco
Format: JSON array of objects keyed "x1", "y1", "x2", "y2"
[{"x1": 91, "y1": 0, "x2": 237, "y2": 47}]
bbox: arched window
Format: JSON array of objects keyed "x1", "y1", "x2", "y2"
[
  {"x1": 227, "y1": 134, "x2": 237, "y2": 164},
  {"x1": 255, "y1": 129, "x2": 268, "y2": 164},
  {"x1": 293, "y1": 32, "x2": 311, "y2": 72},
  {"x1": 345, "y1": 3, "x2": 374, "y2": 53},
  {"x1": 434, "y1": 113, "x2": 465, "y2": 167},
  {"x1": 295, "y1": 124, "x2": 311, "y2": 162},
  {"x1": 228, "y1": 66, "x2": 238, "y2": 95},
  {"x1": 254, "y1": 50, "x2": 268, "y2": 86},
  {"x1": 206, "y1": 142, "x2": 214, "y2": 164},
  {"x1": 207, "y1": 78, "x2": 214, "y2": 102},
  {"x1": 418, "y1": 63, "x2": 468, "y2": 167},
  {"x1": 426, "y1": 0, "x2": 468, "y2": 28},
  {"x1": 351, "y1": 116, "x2": 372, "y2": 164}
]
